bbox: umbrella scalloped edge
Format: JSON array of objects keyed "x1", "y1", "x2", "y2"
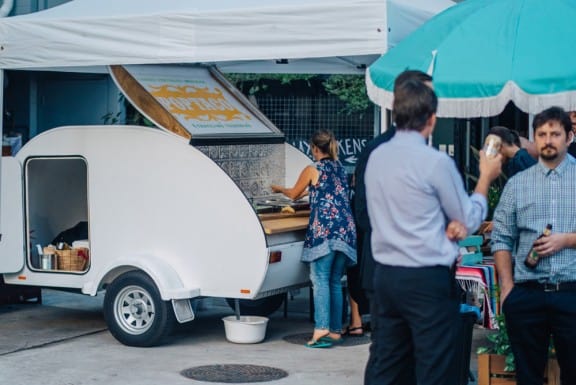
[{"x1": 366, "y1": 73, "x2": 576, "y2": 118}]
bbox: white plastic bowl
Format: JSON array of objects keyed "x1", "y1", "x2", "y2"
[{"x1": 222, "y1": 315, "x2": 269, "y2": 344}]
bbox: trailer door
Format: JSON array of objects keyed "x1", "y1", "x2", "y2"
[{"x1": 0, "y1": 157, "x2": 24, "y2": 273}]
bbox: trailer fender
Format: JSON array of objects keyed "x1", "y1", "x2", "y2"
[{"x1": 83, "y1": 254, "x2": 201, "y2": 300}]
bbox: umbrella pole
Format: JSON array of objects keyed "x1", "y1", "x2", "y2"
[
  {"x1": 528, "y1": 114, "x2": 534, "y2": 141},
  {"x1": 378, "y1": 107, "x2": 388, "y2": 134},
  {"x1": 0, "y1": 69, "x2": 3, "y2": 231},
  {"x1": 465, "y1": 120, "x2": 471, "y2": 190}
]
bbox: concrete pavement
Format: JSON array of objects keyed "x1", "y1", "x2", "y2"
[{"x1": 0, "y1": 289, "x2": 489, "y2": 385}]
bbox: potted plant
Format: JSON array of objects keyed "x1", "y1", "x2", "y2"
[
  {"x1": 476, "y1": 314, "x2": 560, "y2": 385},
  {"x1": 476, "y1": 315, "x2": 516, "y2": 385}
]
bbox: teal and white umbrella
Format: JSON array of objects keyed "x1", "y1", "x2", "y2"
[{"x1": 367, "y1": 0, "x2": 576, "y2": 117}]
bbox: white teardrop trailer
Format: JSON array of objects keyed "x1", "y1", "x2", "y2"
[{"x1": 0, "y1": 121, "x2": 313, "y2": 346}]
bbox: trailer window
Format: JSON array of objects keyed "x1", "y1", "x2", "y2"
[{"x1": 25, "y1": 157, "x2": 90, "y2": 273}]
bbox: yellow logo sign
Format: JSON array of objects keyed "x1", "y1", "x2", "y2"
[{"x1": 149, "y1": 85, "x2": 252, "y2": 122}]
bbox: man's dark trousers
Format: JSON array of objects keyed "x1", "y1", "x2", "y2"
[
  {"x1": 503, "y1": 285, "x2": 576, "y2": 385},
  {"x1": 370, "y1": 264, "x2": 460, "y2": 385}
]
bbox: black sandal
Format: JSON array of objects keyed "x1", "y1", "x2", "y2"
[{"x1": 343, "y1": 326, "x2": 364, "y2": 337}]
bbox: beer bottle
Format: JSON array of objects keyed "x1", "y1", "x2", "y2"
[{"x1": 524, "y1": 224, "x2": 553, "y2": 269}]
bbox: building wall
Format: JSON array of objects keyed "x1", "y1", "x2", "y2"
[
  {"x1": 6, "y1": 71, "x2": 120, "y2": 142},
  {"x1": 35, "y1": 73, "x2": 118, "y2": 134}
]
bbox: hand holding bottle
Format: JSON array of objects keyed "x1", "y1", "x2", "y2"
[
  {"x1": 531, "y1": 230, "x2": 568, "y2": 257},
  {"x1": 524, "y1": 224, "x2": 552, "y2": 268}
]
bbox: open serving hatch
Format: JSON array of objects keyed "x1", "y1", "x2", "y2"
[{"x1": 109, "y1": 64, "x2": 285, "y2": 144}]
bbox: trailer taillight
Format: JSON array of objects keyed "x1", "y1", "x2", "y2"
[{"x1": 269, "y1": 251, "x2": 282, "y2": 263}]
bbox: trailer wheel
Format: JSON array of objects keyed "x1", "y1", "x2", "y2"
[
  {"x1": 225, "y1": 294, "x2": 285, "y2": 317},
  {"x1": 104, "y1": 271, "x2": 175, "y2": 347}
]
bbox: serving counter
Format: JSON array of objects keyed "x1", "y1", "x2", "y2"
[{"x1": 259, "y1": 210, "x2": 310, "y2": 235}]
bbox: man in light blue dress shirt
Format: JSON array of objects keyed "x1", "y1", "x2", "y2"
[
  {"x1": 364, "y1": 77, "x2": 502, "y2": 385},
  {"x1": 492, "y1": 106, "x2": 576, "y2": 385}
]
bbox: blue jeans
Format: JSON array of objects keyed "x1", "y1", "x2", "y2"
[{"x1": 309, "y1": 250, "x2": 347, "y2": 332}]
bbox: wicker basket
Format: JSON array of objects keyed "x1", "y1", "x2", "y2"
[{"x1": 56, "y1": 248, "x2": 89, "y2": 271}]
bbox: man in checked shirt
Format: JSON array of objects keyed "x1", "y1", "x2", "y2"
[{"x1": 492, "y1": 106, "x2": 576, "y2": 385}]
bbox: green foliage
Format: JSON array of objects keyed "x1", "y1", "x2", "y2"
[
  {"x1": 125, "y1": 107, "x2": 155, "y2": 127},
  {"x1": 101, "y1": 93, "x2": 155, "y2": 127},
  {"x1": 101, "y1": 111, "x2": 122, "y2": 125},
  {"x1": 487, "y1": 185, "x2": 502, "y2": 222},
  {"x1": 476, "y1": 314, "x2": 515, "y2": 372},
  {"x1": 101, "y1": 93, "x2": 125, "y2": 125},
  {"x1": 225, "y1": 73, "x2": 371, "y2": 115},
  {"x1": 224, "y1": 73, "x2": 315, "y2": 95},
  {"x1": 322, "y1": 75, "x2": 371, "y2": 115}
]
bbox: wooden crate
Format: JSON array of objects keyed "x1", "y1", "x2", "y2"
[
  {"x1": 478, "y1": 354, "x2": 516, "y2": 385},
  {"x1": 478, "y1": 354, "x2": 560, "y2": 385}
]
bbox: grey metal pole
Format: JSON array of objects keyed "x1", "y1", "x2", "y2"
[
  {"x1": 465, "y1": 119, "x2": 471, "y2": 191},
  {"x1": 375, "y1": 105, "x2": 384, "y2": 135},
  {"x1": 0, "y1": 69, "x2": 4, "y2": 240}
]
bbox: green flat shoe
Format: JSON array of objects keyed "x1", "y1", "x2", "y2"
[
  {"x1": 318, "y1": 336, "x2": 344, "y2": 344},
  {"x1": 304, "y1": 339, "x2": 332, "y2": 348}
]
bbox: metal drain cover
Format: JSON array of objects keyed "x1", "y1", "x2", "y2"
[
  {"x1": 283, "y1": 332, "x2": 370, "y2": 347},
  {"x1": 181, "y1": 364, "x2": 288, "y2": 383}
]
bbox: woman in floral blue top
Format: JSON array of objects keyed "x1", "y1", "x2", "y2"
[{"x1": 272, "y1": 129, "x2": 356, "y2": 348}]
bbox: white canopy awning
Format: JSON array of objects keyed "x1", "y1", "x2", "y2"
[
  {"x1": 0, "y1": 0, "x2": 385, "y2": 70},
  {"x1": 0, "y1": 0, "x2": 454, "y2": 73}
]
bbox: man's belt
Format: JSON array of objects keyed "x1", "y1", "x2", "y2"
[{"x1": 516, "y1": 281, "x2": 576, "y2": 292}]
